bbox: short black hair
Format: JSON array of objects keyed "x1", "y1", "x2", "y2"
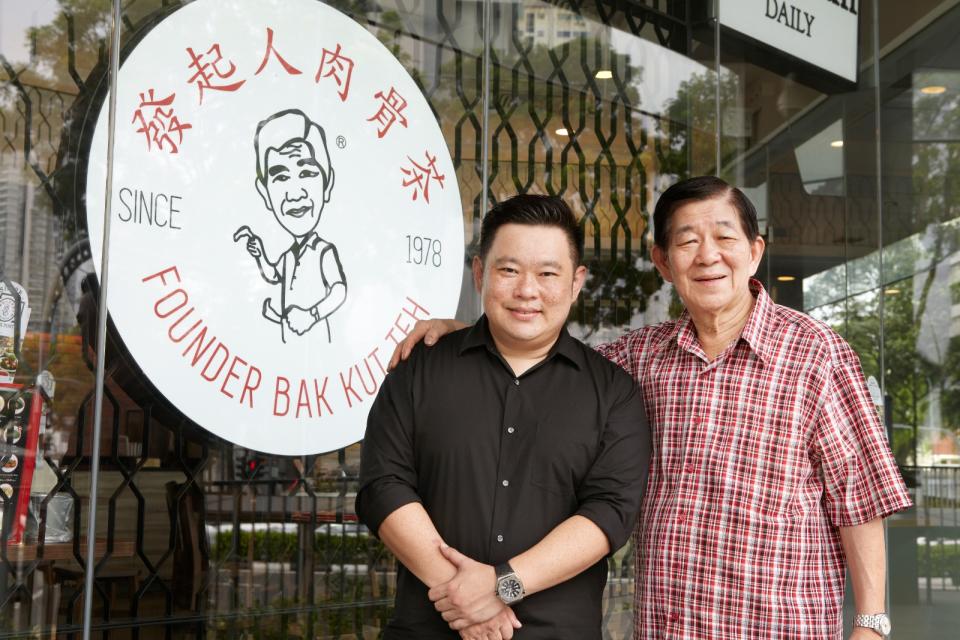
[
  {"x1": 653, "y1": 176, "x2": 760, "y2": 249},
  {"x1": 479, "y1": 194, "x2": 583, "y2": 265}
]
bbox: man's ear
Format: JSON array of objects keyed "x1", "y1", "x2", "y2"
[
  {"x1": 472, "y1": 255, "x2": 484, "y2": 294},
  {"x1": 748, "y1": 235, "x2": 766, "y2": 276},
  {"x1": 651, "y1": 244, "x2": 673, "y2": 283},
  {"x1": 572, "y1": 265, "x2": 587, "y2": 300},
  {"x1": 255, "y1": 179, "x2": 271, "y2": 210},
  {"x1": 323, "y1": 166, "x2": 335, "y2": 203}
]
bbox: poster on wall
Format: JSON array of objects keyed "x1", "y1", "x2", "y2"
[{"x1": 85, "y1": 0, "x2": 464, "y2": 455}]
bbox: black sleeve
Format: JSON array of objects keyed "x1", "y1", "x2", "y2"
[
  {"x1": 354, "y1": 349, "x2": 422, "y2": 537},
  {"x1": 574, "y1": 374, "x2": 650, "y2": 554}
]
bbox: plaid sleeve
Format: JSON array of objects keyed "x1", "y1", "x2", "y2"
[{"x1": 813, "y1": 339, "x2": 912, "y2": 527}]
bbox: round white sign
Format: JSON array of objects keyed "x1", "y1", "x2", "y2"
[{"x1": 85, "y1": 0, "x2": 464, "y2": 455}]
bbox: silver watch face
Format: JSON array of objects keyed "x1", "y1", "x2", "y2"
[
  {"x1": 879, "y1": 616, "x2": 891, "y2": 635},
  {"x1": 497, "y1": 577, "x2": 523, "y2": 602}
]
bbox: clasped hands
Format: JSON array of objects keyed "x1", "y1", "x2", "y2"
[{"x1": 428, "y1": 543, "x2": 522, "y2": 640}]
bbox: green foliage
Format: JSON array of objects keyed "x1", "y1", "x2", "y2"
[
  {"x1": 212, "y1": 529, "x2": 385, "y2": 565},
  {"x1": 917, "y1": 542, "x2": 960, "y2": 585}
]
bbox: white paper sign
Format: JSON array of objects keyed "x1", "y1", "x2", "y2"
[
  {"x1": 85, "y1": 0, "x2": 464, "y2": 455},
  {"x1": 719, "y1": 0, "x2": 859, "y2": 82}
]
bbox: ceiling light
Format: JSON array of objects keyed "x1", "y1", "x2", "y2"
[
  {"x1": 920, "y1": 85, "x2": 946, "y2": 95},
  {"x1": 555, "y1": 128, "x2": 569, "y2": 136},
  {"x1": 830, "y1": 140, "x2": 843, "y2": 148},
  {"x1": 884, "y1": 288, "x2": 901, "y2": 295},
  {"x1": 776, "y1": 275, "x2": 796, "y2": 282},
  {"x1": 595, "y1": 70, "x2": 612, "y2": 80}
]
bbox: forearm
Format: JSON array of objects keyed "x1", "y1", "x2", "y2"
[
  {"x1": 509, "y1": 515, "x2": 610, "y2": 596},
  {"x1": 312, "y1": 282, "x2": 347, "y2": 320},
  {"x1": 839, "y1": 517, "x2": 886, "y2": 614},
  {"x1": 378, "y1": 502, "x2": 457, "y2": 588},
  {"x1": 257, "y1": 259, "x2": 281, "y2": 283}
]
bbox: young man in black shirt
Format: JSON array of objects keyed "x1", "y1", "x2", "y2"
[{"x1": 356, "y1": 195, "x2": 650, "y2": 639}]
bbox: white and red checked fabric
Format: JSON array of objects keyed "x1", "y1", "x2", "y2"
[{"x1": 597, "y1": 279, "x2": 911, "y2": 640}]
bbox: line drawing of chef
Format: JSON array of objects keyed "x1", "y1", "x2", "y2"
[{"x1": 234, "y1": 109, "x2": 347, "y2": 344}]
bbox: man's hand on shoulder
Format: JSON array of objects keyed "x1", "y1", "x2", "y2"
[
  {"x1": 428, "y1": 544, "x2": 503, "y2": 629},
  {"x1": 388, "y1": 318, "x2": 466, "y2": 370}
]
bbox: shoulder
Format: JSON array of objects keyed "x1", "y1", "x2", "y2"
[
  {"x1": 766, "y1": 303, "x2": 858, "y2": 368},
  {"x1": 577, "y1": 338, "x2": 642, "y2": 396},
  {"x1": 599, "y1": 318, "x2": 679, "y2": 357}
]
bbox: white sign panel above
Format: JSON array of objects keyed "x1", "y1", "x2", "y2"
[
  {"x1": 719, "y1": 0, "x2": 859, "y2": 82},
  {"x1": 85, "y1": 0, "x2": 464, "y2": 455}
]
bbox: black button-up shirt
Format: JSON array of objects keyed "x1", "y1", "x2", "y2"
[{"x1": 356, "y1": 316, "x2": 651, "y2": 639}]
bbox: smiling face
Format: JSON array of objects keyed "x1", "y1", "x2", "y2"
[
  {"x1": 473, "y1": 223, "x2": 586, "y2": 356},
  {"x1": 652, "y1": 196, "x2": 765, "y2": 319},
  {"x1": 256, "y1": 141, "x2": 326, "y2": 238}
]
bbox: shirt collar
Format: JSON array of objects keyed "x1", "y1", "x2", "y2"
[
  {"x1": 653, "y1": 278, "x2": 773, "y2": 365},
  {"x1": 292, "y1": 232, "x2": 321, "y2": 258},
  {"x1": 459, "y1": 315, "x2": 584, "y2": 371},
  {"x1": 737, "y1": 278, "x2": 774, "y2": 365}
]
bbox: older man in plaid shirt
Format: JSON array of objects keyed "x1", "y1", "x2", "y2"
[{"x1": 393, "y1": 176, "x2": 911, "y2": 639}]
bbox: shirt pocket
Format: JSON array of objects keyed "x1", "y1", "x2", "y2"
[{"x1": 712, "y1": 411, "x2": 806, "y2": 521}]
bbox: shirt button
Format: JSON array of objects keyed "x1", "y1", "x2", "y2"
[
  {"x1": 684, "y1": 463, "x2": 695, "y2": 474},
  {"x1": 507, "y1": 427, "x2": 515, "y2": 434},
  {"x1": 677, "y1": 511, "x2": 686, "y2": 524},
  {"x1": 514, "y1": 378, "x2": 520, "y2": 386},
  {"x1": 691, "y1": 416, "x2": 701, "y2": 426},
  {"x1": 502, "y1": 480, "x2": 509, "y2": 487},
  {"x1": 670, "y1": 611, "x2": 680, "y2": 622},
  {"x1": 496, "y1": 534, "x2": 504, "y2": 542}
]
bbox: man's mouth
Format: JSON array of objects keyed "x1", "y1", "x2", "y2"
[
  {"x1": 694, "y1": 275, "x2": 726, "y2": 285},
  {"x1": 283, "y1": 204, "x2": 312, "y2": 218},
  {"x1": 508, "y1": 308, "x2": 541, "y2": 319}
]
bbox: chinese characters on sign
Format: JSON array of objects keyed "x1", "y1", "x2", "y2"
[
  {"x1": 316, "y1": 44, "x2": 354, "y2": 102},
  {"x1": 401, "y1": 151, "x2": 446, "y2": 203},
  {"x1": 367, "y1": 87, "x2": 408, "y2": 138},
  {"x1": 186, "y1": 44, "x2": 245, "y2": 104},
  {"x1": 132, "y1": 90, "x2": 192, "y2": 154}
]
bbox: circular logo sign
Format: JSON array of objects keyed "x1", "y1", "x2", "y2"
[{"x1": 86, "y1": 0, "x2": 464, "y2": 455}]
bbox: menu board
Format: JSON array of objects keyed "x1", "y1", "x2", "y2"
[{"x1": 0, "y1": 384, "x2": 41, "y2": 544}]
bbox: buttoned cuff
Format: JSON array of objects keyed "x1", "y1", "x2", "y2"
[
  {"x1": 355, "y1": 481, "x2": 422, "y2": 537},
  {"x1": 574, "y1": 502, "x2": 633, "y2": 555}
]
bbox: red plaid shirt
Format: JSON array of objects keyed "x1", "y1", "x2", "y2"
[{"x1": 597, "y1": 280, "x2": 911, "y2": 639}]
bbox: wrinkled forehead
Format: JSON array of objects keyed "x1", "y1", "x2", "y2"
[{"x1": 266, "y1": 141, "x2": 317, "y2": 168}]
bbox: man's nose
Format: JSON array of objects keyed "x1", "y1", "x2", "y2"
[
  {"x1": 695, "y1": 238, "x2": 721, "y2": 264},
  {"x1": 286, "y1": 186, "x2": 308, "y2": 201},
  {"x1": 514, "y1": 272, "x2": 538, "y2": 298}
]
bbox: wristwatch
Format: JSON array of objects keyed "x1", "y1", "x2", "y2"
[
  {"x1": 494, "y1": 562, "x2": 525, "y2": 605},
  {"x1": 854, "y1": 613, "x2": 891, "y2": 637}
]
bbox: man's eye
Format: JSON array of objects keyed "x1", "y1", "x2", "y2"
[
  {"x1": 300, "y1": 169, "x2": 319, "y2": 179},
  {"x1": 272, "y1": 175, "x2": 289, "y2": 183}
]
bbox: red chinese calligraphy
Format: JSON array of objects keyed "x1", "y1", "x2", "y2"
[
  {"x1": 132, "y1": 90, "x2": 193, "y2": 154},
  {"x1": 401, "y1": 151, "x2": 446, "y2": 204},
  {"x1": 255, "y1": 27, "x2": 302, "y2": 76},
  {"x1": 186, "y1": 44, "x2": 246, "y2": 104},
  {"x1": 315, "y1": 44, "x2": 354, "y2": 102},
  {"x1": 367, "y1": 87, "x2": 408, "y2": 138}
]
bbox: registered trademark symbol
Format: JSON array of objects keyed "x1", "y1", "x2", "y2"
[{"x1": 336, "y1": 135, "x2": 346, "y2": 149}]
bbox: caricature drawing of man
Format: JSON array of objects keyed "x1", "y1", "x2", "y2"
[{"x1": 234, "y1": 109, "x2": 346, "y2": 343}]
